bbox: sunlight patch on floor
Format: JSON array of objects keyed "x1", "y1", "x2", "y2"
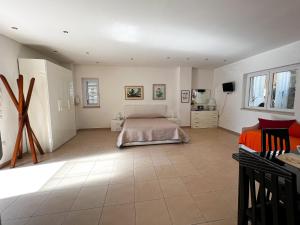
[{"x1": 0, "y1": 162, "x2": 65, "y2": 199}]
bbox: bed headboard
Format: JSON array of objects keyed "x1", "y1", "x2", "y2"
[{"x1": 123, "y1": 104, "x2": 167, "y2": 118}]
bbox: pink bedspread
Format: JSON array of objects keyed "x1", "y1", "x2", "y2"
[{"x1": 117, "y1": 118, "x2": 190, "y2": 147}]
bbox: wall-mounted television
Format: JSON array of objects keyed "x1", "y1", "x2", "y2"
[{"x1": 222, "y1": 82, "x2": 235, "y2": 92}]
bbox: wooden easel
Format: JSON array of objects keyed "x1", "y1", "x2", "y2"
[{"x1": 0, "y1": 74, "x2": 44, "y2": 168}]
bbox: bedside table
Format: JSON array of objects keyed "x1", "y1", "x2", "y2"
[
  {"x1": 167, "y1": 117, "x2": 180, "y2": 125},
  {"x1": 111, "y1": 119, "x2": 124, "y2": 131}
]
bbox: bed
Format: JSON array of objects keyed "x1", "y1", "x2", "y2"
[{"x1": 117, "y1": 105, "x2": 190, "y2": 147}]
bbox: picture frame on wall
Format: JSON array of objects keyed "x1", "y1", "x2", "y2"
[
  {"x1": 125, "y1": 86, "x2": 144, "y2": 100},
  {"x1": 181, "y1": 90, "x2": 190, "y2": 103},
  {"x1": 153, "y1": 84, "x2": 166, "y2": 100}
]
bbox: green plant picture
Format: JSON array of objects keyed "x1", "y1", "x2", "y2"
[{"x1": 153, "y1": 84, "x2": 166, "y2": 100}]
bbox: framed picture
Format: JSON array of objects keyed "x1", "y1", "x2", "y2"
[
  {"x1": 153, "y1": 84, "x2": 166, "y2": 100},
  {"x1": 181, "y1": 90, "x2": 190, "y2": 103},
  {"x1": 125, "y1": 86, "x2": 144, "y2": 100}
]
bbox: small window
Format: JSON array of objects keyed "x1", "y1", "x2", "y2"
[
  {"x1": 244, "y1": 64, "x2": 298, "y2": 113},
  {"x1": 82, "y1": 78, "x2": 100, "y2": 107}
]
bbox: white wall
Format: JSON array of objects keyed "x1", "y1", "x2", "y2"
[
  {"x1": 192, "y1": 69, "x2": 213, "y2": 90},
  {"x1": 177, "y1": 67, "x2": 192, "y2": 126},
  {"x1": 74, "y1": 65, "x2": 179, "y2": 129},
  {"x1": 213, "y1": 40, "x2": 300, "y2": 133},
  {"x1": 0, "y1": 34, "x2": 60, "y2": 165}
]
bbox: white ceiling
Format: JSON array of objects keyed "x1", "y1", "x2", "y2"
[{"x1": 1, "y1": 0, "x2": 300, "y2": 68}]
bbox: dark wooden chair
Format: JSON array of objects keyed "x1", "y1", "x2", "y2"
[
  {"x1": 238, "y1": 149, "x2": 299, "y2": 225},
  {"x1": 261, "y1": 128, "x2": 290, "y2": 160}
]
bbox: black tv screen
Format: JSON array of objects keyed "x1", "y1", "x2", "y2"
[{"x1": 222, "y1": 82, "x2": 235, "y2": 92}]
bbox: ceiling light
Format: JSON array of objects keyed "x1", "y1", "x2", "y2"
[
  {"x1": 62, "y1": 30, "x2": 69, "y2": 34},
  {"x1": 11, "y1": 26, "x2": 18, "y2": 30}
]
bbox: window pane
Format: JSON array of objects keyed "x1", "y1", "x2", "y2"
[
  {"x1": 82, "y1": 78, "x2": 100, "y2": 107},
  {"x1": 270, "y1": 70, "x2": 296, "y2": 110},
  {"x1": 86, "y1": 81, "x2": 98, "y2": 104},
  {"x1": 248, "y1": 75, "x2": 267, "y2": 107}
]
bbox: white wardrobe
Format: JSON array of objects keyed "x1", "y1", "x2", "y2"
[{"x1": 18, "y1": 59, "x2": 76, "y2": 152}]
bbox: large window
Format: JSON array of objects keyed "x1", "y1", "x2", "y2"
[
  {"x1": 82, "y1": 78, "x2": 100, "y2": 107},
  {"x1": 244, "y1": 65, "x2": 298, "y2": 112}
]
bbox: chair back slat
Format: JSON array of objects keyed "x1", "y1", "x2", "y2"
[
  {"x1": 271, "y1": 174, "x2": 279, "y2": 225},
  {"x1": 261, "y1": 128, "x2": 290, "y2": 160},
  {"x1": 258, "y1": 172, "x2": 267, "y2": 225},
  {"x1": 249, "y1": 170, "x2": 257, "y2": 224}
]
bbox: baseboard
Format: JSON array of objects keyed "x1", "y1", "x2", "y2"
[{"x1": 218, "y1": 126, "x2": 240, "y2": 136}]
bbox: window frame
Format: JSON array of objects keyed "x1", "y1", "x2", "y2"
[
  {"x1": 81, "y1": 78, "x2": 100, "y2": 108},
  {"x1": 244, "y1": 64, "x2": 299, "y2": 113}
]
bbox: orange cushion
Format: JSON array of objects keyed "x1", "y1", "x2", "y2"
[
  {"x1": 289, "y1": 122, "x2": 300, "y2": 138},
  {"x1": 239, "y1": 129, "x2": 300, "y2": 152}
]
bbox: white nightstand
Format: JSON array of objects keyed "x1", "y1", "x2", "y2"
[
  {"x1": 111, "y1": 119, "x2": 124, "y2": 131},
  {"x1": 167, "y1": 117, "x2": 180, "y2": 125}
]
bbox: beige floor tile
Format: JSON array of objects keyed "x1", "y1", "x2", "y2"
[
  {"x1": 84, "y1": 173, "x2": 112, "y2": 187},
  {"x1": 105, "y1": 183, "x2": 134, "y2": 205},
  {"x1": 99, "y1": 203, "x2": 135, "y2": 225},
  {"x1": 165, "y1": 195, "x2": 205, "y2": 225},
  {"x1": 113, "y1": 159, "x2": 134, "y2": 172},
  {"x1": 110, "y1": 170, "x2": 134, "y2": 185},
  {"x1": 65, "y1": 161, "x2": 95, "y2": 177},
  {"x1": 193, "y1": 190, "x2": 237, "y2": 221},
  {"x1": 72, "y1": 185, "x2": 108, "y2": 210},
  {"x1": 182, "y1": 175, "x2": 214, "y2": 195},
  {"x1": 56, "y1": 176, "x2": 87, "y2": 190},
  {"x1": 0, "y1": 197, "x2": 17, "y2": 213},
  {"x1": 26, "y1": 213, "x2": 66, "y2": 225},
  {"x1": 159, "y1": 178, "x2": 190, "y2": 197},
  {"x1": 206, "y1": 217, "x2": 237, "y2": 225},
  {"x1": 135, "y1": 199, "x2": 172, "y2": 225},
  {"x1": 39, "y1": 178, "x2": 63, "y2": 192},
  {"x1": 134, "y1": 166, "x2": 157, "y2": 181},
  {"x1": 133, "y1": 157, "x2": 153, "y2": 168},
  {"x1": 151, "y1": 157, "x2": 171, "y2": 166},
  {"x1": 35, "y1": 189, "x2": 79, "y2": 215},
  {"x1": 168, "y1": 155, "x2": 190, "y2": 164},
  {"x1": 91, "y1": 160, "x2": 115, "y2": 174},
  {"x1": 2, "y1": 193, "x2": 49, "y2": 220},
  {"x1": 135, "y1": 180, "x2": 163, "y2": 202},
  {"x1": 154, "y1": 165, "x2": 179, "y2": 179},
  {"x1": 173, "y1": 163, "x2": 199, "y2": 176},
  {"x1": 62, "y1": 208, "x2": 101, "y2": 225},
  {"x1": 2, "y1": 218, "x2": 29, "y2": 225}
]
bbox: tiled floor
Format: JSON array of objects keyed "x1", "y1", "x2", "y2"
[{"x1": 0, "y1": 128, "x2": 239, "y2": 225}]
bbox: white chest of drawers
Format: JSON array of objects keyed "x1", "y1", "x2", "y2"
[{"x1": 191, "y1": 111, "x2": 218, "y2": 128}]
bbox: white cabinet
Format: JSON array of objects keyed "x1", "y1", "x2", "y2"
[
  {"x1": 111, "y1": 119, "x2": 124, "y2": 131},
  {"x1": 191, "y1": 111, "x2": 218, "y2": 128},
  {"x1": 18, "y1": 59, "x2": 76, "y2": 152}
]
